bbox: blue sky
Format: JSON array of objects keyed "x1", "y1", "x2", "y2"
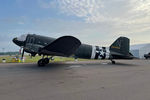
[{"x1": 0, "y1": 0, "x2": 150, "y2": 52}]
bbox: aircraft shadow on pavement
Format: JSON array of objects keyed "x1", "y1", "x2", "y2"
[
  {"x1": 106, "y1": 62, "x2": 138, "y2": 67},
  {"x1": 14, "y1": 61, "x2": 139, "y2": 72},
  {"x1": 45, "y1": 61, "x2": 138, "y2": 68}
]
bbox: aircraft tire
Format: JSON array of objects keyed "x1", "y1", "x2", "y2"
[
  {"x1": 44, "y1": 58, "x2": 49, "y2": 64},
  {"x1": 145, "y1": 57, "x2": 148, "y2": 59},
  {"x1": 112, "y1": 61, "x2": 116, "y2": 64},
  {"x1": 38, "y1": 59, "x2": 45, "y2": 67}
]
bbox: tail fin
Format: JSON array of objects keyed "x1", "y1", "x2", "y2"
[{"x1": 110, "y1": 37, "x2": 129, "y2": 55}]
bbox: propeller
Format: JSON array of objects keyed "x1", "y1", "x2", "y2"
[{"x1": 21, "y1": 47, "x2": 25, "y2": 61}]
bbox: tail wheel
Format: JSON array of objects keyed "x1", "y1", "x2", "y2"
[
  {"x1": 145, "y1": 57, "x2": 148, "y2": 59},
  {"x1": 112, "y1": 61, "x2": 116, "y2": 64},
  {"x1": 111, "y1": 59, "x2": 116, "y2": 64}
]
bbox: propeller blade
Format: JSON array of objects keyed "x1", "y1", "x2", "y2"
[
  {"x1": 21, "y1": 49, "x2": 24, "y2": 60},
  {"x1": 19, "y1": 47, "x2": 22, "y2": 55}
]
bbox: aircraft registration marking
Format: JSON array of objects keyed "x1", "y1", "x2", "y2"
[{"x1": 111, "y1": 46, "x2": 120, "y2": 49}]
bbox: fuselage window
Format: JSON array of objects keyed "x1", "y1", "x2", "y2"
[
  {"x1": 26, "y1": 37, "x2": 30, "y2": 43},
  {"x1": 30, "y1": 38, "x2": 34, "y2": 44},
  {"x1": 26, "y1": 37, "x2": 34, "y2": 44},
  {"x1": 30, "y1": 39, "x2": 33, "y2": 43}
]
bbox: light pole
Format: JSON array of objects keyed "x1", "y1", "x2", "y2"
[{"x1": 2, "y1": 48, "x2": 6, "y2": 63}]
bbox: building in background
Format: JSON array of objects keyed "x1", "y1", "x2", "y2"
[{"x1": 130, "y1": 44, "x2": 150, "y2": 58}]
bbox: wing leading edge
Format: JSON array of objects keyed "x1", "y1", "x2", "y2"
[{"x1": 39, "y1": 36, "x2": 81, "y2": 56}]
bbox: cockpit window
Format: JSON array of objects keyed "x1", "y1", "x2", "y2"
[{"x1": 17, "y1": 34, "x2": 27, "y2": 41}]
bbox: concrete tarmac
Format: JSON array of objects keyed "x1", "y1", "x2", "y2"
[{"x1": 1, "y1": 60, "x2": 150, "y2": 100}]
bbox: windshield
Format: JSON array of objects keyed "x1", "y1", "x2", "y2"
[{"x1": 17, "y1": 34, "x2": 28, "y2": 41}]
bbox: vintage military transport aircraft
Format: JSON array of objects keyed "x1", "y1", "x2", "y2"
[{"x1": 13, "y1": 34, "x2": 134, "y2": 66}]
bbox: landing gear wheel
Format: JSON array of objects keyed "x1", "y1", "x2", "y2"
[
  {"x1": 145, "y1": 57, "x2": 148, "y2": 59},
  {"x1": 44, "y1": 58, "x2": 49, "y2": 64},
  {"x1": 112, "y1": 60, "x2": 116, "y2": 64},
  {"x1": 38, "y1": 59, "x2": 45, "y2": 67}
]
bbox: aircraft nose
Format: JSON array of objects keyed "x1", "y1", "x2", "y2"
[{"x1": 12, "y1": 37, "x2": 18, "y2": 44}]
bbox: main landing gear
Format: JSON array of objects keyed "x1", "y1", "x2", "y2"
[{"x1": 37, "y1": 56, "x2": 53, "y2": 67}]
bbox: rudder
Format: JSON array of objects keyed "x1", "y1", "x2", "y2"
[{"x1": 109, "y1": 37, "x2": 129, "y2": 55}]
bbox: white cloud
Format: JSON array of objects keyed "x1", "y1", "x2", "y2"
[
  {"x1": 36, "y1": 0, "x2": 150, "y2": 45},
  {"x1": 39, "y1": 0, "x2": 150, "y2": 24}
]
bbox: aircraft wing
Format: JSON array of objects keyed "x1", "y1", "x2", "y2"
[{"x1": 39, "y1": 36, "x2": 81, "y2": 56}]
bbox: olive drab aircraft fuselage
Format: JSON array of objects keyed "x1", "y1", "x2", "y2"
[{"x1": 13, "y1": 34, "x2": 134, "y2": 66}]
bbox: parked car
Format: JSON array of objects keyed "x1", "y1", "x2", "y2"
[{"x1": 144, "y1": 53, "x2": 150, "y2": 59}]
